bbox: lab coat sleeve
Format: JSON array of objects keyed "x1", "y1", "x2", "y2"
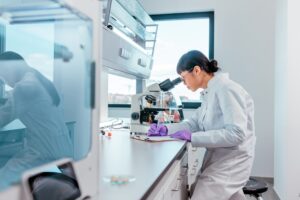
[
  {"x1": 191, "y1": 85, "x2": 249, "y2": 148},
  {"x1": 13, "y1": 78, "x2": 39, "y2": 114},
  {"x1": 166, "y1": 107, "x2": 200, "y2": 134}
]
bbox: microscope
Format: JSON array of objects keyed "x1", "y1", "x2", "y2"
[{"x1": 130, "y1": 77, "x2": 183, "y2": 134}]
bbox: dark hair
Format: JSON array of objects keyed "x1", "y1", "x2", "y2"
[
  {"x1": 176, "y1": 50, "x2": 219, "y2": 74},
  {"x1": 0, "y1": 51, "x2": 60, "y2": 106}
]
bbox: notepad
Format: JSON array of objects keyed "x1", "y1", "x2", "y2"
[{"x1": 131, "y1": 135, "x2": 179, "y2": 142}]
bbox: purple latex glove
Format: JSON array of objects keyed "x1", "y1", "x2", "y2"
[
  {"x1": 147, "y1": 123, "x2": 168, "y2": 136},
  {"x1": 169, "y1": 130, "x2": 191, "y2": 142}
]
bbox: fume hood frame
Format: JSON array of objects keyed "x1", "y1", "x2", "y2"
[
  {"x1": 102, "y1": 0, "x2": 158, "y2": 57},
  {"x1": 101, "y1": 0, "x2": 158, "y2": 79}
]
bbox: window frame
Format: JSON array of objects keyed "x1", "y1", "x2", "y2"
[
  {"x1": 150, "y1": 11, "x2": 214, "y2": 60},
  {"x1": 108, "y1": 11, "x2": 214, "y2": 109}
]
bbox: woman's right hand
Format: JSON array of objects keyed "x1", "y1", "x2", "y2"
[{"x1": 147, "y1": 123, "x2": 168, "y2": 136}]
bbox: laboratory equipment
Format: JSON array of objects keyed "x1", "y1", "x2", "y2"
[
  {"x1": 22, "y1": 158, "x2": 80, "y2": 200},
  {"x1": 0, "y1": 0, "x2": 101, "y2": 199},
  {"x1": 130, "y1": 77, "x2": 184, "y2": 134}
]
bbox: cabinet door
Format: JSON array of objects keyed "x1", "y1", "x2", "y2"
[
  {"x1": 150, "y1": 191, "x2": 164, "y2": 200},
  {"x1": 147, "y1": 151, "x2": 188, "y2": 200},
  {"x1": 164, "y1": 177, "x2": 187, "y2": 200},
  {"x1": 164, "y1": 154, "x2": 188, "y2": 200},
  {"x1": 187, "y1": 144, "x2": 206, "y2": 190}
]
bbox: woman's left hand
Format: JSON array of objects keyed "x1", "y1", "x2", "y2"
[{"x1": 169, "y1": 130, "x2": 191, "y2": 142}]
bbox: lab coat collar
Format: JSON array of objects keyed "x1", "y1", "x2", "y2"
[{"x1": 201, "y1": 70, "x2": 229, "y2": 96}]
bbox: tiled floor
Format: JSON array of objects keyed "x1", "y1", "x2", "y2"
[{"x1": 246, "y1": 177, "x2": 280, "y2": 200}]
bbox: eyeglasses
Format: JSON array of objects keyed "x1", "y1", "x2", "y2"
[{"x1": 180, "y1": 67, "x2": 195, "y2": 83}]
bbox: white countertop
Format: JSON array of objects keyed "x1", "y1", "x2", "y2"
[{"x1": 99, "y1": 130, "x2": 186, "y2": 200}]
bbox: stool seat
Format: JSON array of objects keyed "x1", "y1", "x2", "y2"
[{"x1": 243, "y1": 178, "x2": 268, "y2": 195}]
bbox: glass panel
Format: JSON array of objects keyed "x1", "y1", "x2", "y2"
[
  {"x1": 147, "y1": 18, "x2": 210, "y2": 102},
  {"x1": 108, "y1": 74, "x2": 136, "y2": 104},
  {"x1": 0, "y1": 0, "x2": 93, "y2": 191}
]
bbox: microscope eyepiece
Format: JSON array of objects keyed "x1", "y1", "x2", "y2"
[
  {"x1": 159, "y1": 77, "x2": 182, "y2": 91},
  {"x1": 171, "y1": 77, "x2": 182, "y2": 86}
]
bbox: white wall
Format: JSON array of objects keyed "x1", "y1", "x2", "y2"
[
  {"x1": 274, "y1": 0, "x2": 287, "y2": 197},
  {"x1": 140, "y1": 0, "x2": 276, "y2": 177},
  {"x1": 274, "y1": 0, "x2": 300, "y2": 199}
]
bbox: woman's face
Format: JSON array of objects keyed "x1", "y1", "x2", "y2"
[{"x1": 179, "y1": 66, "x2": 206, "y2": 91}]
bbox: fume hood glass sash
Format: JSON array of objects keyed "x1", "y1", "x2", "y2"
[
  {"x1": 0, "y1": 0, "x2": 94, "y2": 191},
  {"x1": 0, "y1": 0, "x2": 90, "y2": 24}
]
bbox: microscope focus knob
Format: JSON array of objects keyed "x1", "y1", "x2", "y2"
[{"x1": 131, "y1": 112, "x2": 140, "y2": 120}]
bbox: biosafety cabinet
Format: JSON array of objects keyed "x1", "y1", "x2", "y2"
[
  {"x1": 0, "y1": 0, "x2": 202, "y2": 199},
  {"x1": 0, "y1": 0, "x2": 101, "y2": 199}
]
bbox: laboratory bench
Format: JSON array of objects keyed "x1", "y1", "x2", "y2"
[{"x1": 99, "y1": 130, "x2": 205, "y2": 200}]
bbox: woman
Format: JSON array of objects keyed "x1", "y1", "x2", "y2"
[
  {"x1": 148, "y1": 50, "x2": 256, "y2": 200},
  {"x1": 0, "y1": 51, "x2": 73, "y2": 189}
]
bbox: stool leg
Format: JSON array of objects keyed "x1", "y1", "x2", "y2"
[
  {"x1": 257, "y1": 195, "x2": 263, "y2": 200},
  {"x1": 253, "y1": 193, "x2": 264, "y2": 200}
]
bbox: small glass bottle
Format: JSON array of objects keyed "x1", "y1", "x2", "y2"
[{"x1": 157, "y1": 111, "x2": 165, "y2": 126}]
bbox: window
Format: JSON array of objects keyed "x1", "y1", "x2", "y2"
[
  {"x1": 149, "y1": 12, "x2": 214, "y2": 107},
  {"x1": 107, "y1": 12, "x2": 214, "y2": 107},
  {"x1": 5, "y1": 23, "x2": 55, "y2": 80},
  {"x1": 108, "y1": 74, "x2": 136, "y2": 105}
]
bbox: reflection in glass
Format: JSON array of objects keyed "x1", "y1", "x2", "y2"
[
  {"x1": 0, "y1": 51, "x2": 73, "y2": 188},
  {"x1": 0, "y1": 1, "x2": 93, "y2": 191}
]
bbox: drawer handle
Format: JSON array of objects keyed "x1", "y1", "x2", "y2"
[
  {"x1": 180, "y1": 166, "x2": 188, "y2": 176},
  {"x1": 171, "y1": 179, "x2": 181, "y2": 191},
  {"x1": 137, "y1": 58, "x2": 146, "y2": 67},
  {"x1": 119, "y1": 48, "x2": 131, "y2": 59},
  {"x1": 193, "y1": 159, "x2": 199, "y2": 167},
  {"x1": 190, "y1": 168, "x2": 196, "y2": 175}
]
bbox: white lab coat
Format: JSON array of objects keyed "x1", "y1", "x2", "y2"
[
  {"x1": 167, "y1": 72, "x2": 256, "y2": 200},
  {"x1": 0, "y1": 72, "x2": 73, "y2": 188}
]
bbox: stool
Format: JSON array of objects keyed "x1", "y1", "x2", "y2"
[{"x1": 243, "y1": 178, "x2": 268, "y2": 200}]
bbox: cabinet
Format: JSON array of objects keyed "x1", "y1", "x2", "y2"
[
  {"x1": 146, "y1": 145, "x2": 206, "y2": 200},
  {"x1": 146, "y1": 151, "x2": 188, "y2": 200},
  {"x1": 187, "y1": 144, "x2": 206, "y2": 194}
]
